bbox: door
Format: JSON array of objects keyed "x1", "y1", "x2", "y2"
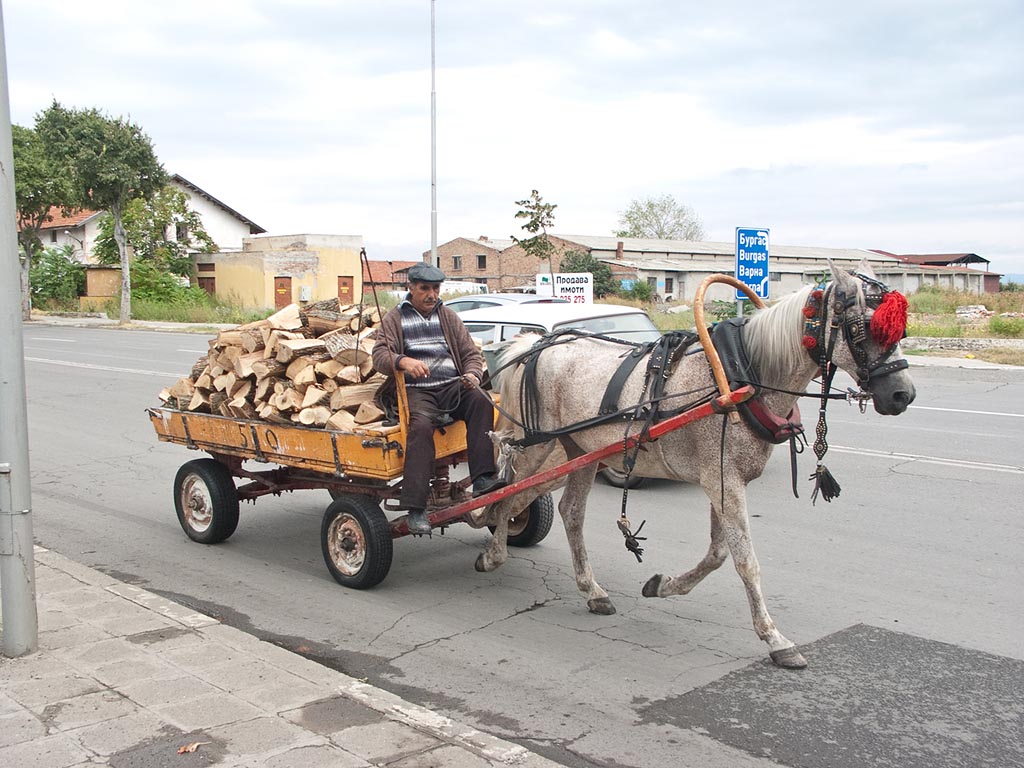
[
  {"x1": 274, "y1": 276, "x2": 292, "y2": 309},
  {"x1": 338, "y1": 276, "x2": 354, "y2": 303}
]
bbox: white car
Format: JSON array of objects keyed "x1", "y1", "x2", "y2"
[
  {"x1": 443, "y1": 292, "x2": 568, "y2": 314},
  {"x1": 458, "y1": 302, "x2": 661, "y2": 346},
  {"x1": 459, "y1": 302, "x2": 662, "y2": 491}
]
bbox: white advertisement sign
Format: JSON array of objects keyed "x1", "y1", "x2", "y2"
[{"x1": 536, "y1": 272, "x2": 593, "y2": 303}]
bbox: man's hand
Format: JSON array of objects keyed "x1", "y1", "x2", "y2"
[
  {"x1": 461, "y1": 372, "x2": 480, "y2": 389},
  {"x1": 398, "y1": 357, "x2": 430, "y2": 379}
]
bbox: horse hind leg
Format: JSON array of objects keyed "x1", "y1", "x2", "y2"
[
  {"x1": 643, "y1": 503, "x2": 728, "y2": 598},
  {"x1": 557, "y1": 463, "x2": 615, "y2": 615}
]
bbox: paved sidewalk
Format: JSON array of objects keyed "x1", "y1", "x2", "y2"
[{"x1": 1, "y1": 547, "x2": 564, "y2": 768}]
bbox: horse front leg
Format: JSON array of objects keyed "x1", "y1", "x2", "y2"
[
  {"x1": 643, "y1": 504, "x2": 728, "y2": 597},
  {"x1": 713, "y1": 486, "x2": 806, "y2": 669},
  {"x1": 557, "y1": 464, "x2": 614, "y2": 615}
]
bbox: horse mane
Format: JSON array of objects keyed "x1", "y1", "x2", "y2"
[
  {"x1": 493, "y1": 333, "x2": 543, "y2": 389},
  {"x1": 743, "y1": 283, "x2": 815, "y2": 385}
]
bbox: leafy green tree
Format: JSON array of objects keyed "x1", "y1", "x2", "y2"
[
  {"x1": 93, "y1": 185, "x2": 217, "y2": 277},
  {"x1": 29, "y1": 245, "x2": 86, "y2": 308},
  {"x1": 560, "y1": 249, "x2": 618, "y2": 297},
  {"x1": 12, "y1": 124, "x2": 73, "y2": 319},
  {"x1": 615, "y1": 194, "x2": 705, "y2": 241},
  {"x1": 36, "y1": 101, "x2": 168, "y2": 324},
  {"x1": 512, "y1": 189, "x2": 558, "y2": 285}
]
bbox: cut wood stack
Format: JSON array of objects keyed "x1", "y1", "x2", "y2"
[{"x1": 158, "y1": 301, "x2": 390, "y2": 432}]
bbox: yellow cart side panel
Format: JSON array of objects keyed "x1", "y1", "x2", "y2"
[{"x1": 148, "y1": 409, "x2": 407, "y2": 480}]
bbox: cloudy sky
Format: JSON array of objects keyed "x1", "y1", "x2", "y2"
[{"x1": 6, "y1": 1, "x2": 1023, "y2": 275}]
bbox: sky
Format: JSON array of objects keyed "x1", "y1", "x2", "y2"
[{"x1": 5, "y1": 1, "x2": 1024, "y2": 275}]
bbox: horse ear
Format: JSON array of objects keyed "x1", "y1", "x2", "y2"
[
  {"x1": 856, "y1": 258, "x2": 878, "y2": 279},
  {"x1": 828, "y1": 258, "x2": 855, "y2": 293}
]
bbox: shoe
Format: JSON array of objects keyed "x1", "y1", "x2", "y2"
[
  {"x1": 472, "y1": 473, "x2": 507, "y2": 497},
  {"x1": 406, "y1": 509, "x2": 432, "y2": 535}
]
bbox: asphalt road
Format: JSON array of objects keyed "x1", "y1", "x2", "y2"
[{"x1": 17, "y1": 325, "x2": 1024, "y2": 768}]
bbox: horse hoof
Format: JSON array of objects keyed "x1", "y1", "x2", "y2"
[
  {"x1": 587, "y1": 597, "x2": 616, "y2": 615},
  {"x1": 642, "y1": 575, "x2": 663, "y2": 598},
  {"x1": 769, "y1": 646, "x2": 807, "y2": 669},
  {"x1": 474, "y1": 554, "x2": 490, "y2": 573}
]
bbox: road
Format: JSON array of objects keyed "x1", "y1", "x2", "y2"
[{"x1": 17, "y1": 325, "x2": 1024, "y2": 768}]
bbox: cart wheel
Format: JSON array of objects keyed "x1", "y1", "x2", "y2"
[
  {"x1": 173, "y1": 459, "x2": 240, "y2": 544},
  {"x1": 321, "y1": 494, "x2": 393, "y2": 589},
  {"x1": 490, "y1": 492, "x2": 554, "y2": 548},
  {"x1": 599, "y1": 466, "x2": 646, "y2": 489}
]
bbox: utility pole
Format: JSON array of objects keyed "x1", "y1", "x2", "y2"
[
  {"x1": 430, "y1": 0, "x2": 438, "y2": 268},
  {"x1": 0, "y1": 0, "x2": 39, "y2": 658}
]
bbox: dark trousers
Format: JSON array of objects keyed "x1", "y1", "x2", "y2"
[{"x1": 400, "y1": 380, "x2": 497, "y2": 510}]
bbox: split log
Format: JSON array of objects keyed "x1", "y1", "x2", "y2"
[
  {"x1": 301, "y1": 385, "x2": 329, "y2": 409},
  {"x1": 191, "y1": 355, "x2": 210, "y2": 380},
  {"x1": 264, "y1": 330, "x2": 304, "y2": 359},
  {"x1": 292, "y1": 365, "x2": 317, "y2": 387},
  {"x1": 323, "y1": 330, "x2": 371, "y2": 366},
  {"x1": 325, "y1": 409, "x2": 357, "y2": 432},
  {"x1": 285, "y1": 356, "x2": 314, "y2": 381},
  {"x1": 234, "y1": 351, "x2": 264, "y2": 380},
  {"x1": 276, "y1": 338, "x2": 327, "y2": 363},
  {"x1": 337, "y1": 364, "x2": 362, "y2": 384},
  {"x1": 240, "y1": 327, "x2": 266, "y2": 353},
  {"x1": 230, "y1": 379, "x2": 252, "y2": 400},
  {"x1": 314, "y1": 359, "x2": 345, "y2": 379},
  {"x1": 213, "y1": 371, "x2": 237, "y2": 393},
  {"x1": 353, "y1": 401, "x2": 385, "y2": 424},
  {"x1": 259, "y1": 405, "x2": 292, "y2": 425},
  {"x1": 228, "y1": 397, "x2": 257, "y2": 419},
  {"x1": 214, "y1": 330, "x2": 244, "y2": 348},
  {"x1": 169, "y1": 378, "x2": 196, "y2": 400},
  {"x1": 274, "y1": 387, "x2": 305, "y2": 413},
  {"x1": 187, "y1": 390, "x2": 211, "y2": 413},
  {"x1": 195, "y1": 371, "x2": 213, "y2": 390},
  {"x1": 298, "y1": 406, "x2": 331, "y2": 426},
  {"x1": 254, "y1": 377, "x2": 276, "y2": 402},
  {"x1": 251, "y1": 359, "x2": 286, "y2": 380},
  {"x1": 320, "y1": 378, "x2": 339, "y2": 393},
  {"x1": 329, "y1": 382, "x2": 382, "y2": 411},
  {"x1": 265, "y1": 303, "x2": 303, "y2": 330}
]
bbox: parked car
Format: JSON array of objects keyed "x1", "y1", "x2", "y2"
[
  {"x1": 444, "y1": 292, "x2": 568, "y2": 314},
  {"x1": 459, "y1": 302, "x2": 662, "y2": 490},
  {"x1": 458, "y1": 302, "x2": 662, "y2": 346}
]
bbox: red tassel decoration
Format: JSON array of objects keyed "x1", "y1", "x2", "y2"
[
  {"x1": 871, "y1": 291, "x2": 908, "y2": 346},
  {"x1": 802, "y1": 335, "x2": 817, "y2": 349}
]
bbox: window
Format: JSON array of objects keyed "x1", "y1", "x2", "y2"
[
  {"x1": 50, "y1": 230, "x2": 57, "y2": 243},
  {"x1": 664, "y1": 277, "x2": 674, "y2": 295},
  {"x1": 452, "y1": 255, "x2": 462, "y2": 271},
  {"x1": 175, "y1": 223, "x2": 189, "y2": 241},
  {"x1": 477, "y1": 254, "x2": 487, "y2": 270},
  {"x1": 197, "y1": 263, "x2": 215, "y2": 272},
  {"x1": 769, "y1": 272, "x2": 781, "y2": 281},
  {"x1": 646, "y1": 276, "x2": 658, "y2": 290}
]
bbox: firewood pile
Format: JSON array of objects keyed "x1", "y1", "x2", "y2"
[{"x1": 158, "y1": 298, "x2": 390, "y2": 431}]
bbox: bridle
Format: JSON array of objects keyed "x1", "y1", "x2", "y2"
[
  {"x1": 800, "y1": 272, "x2": 909, "y2": 503},
  {"x1": 802, "y1": 273, "x2": 909, "y2": 390}
]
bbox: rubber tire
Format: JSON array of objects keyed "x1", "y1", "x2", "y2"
[
  {"x1": 490, "y1": 492, "x2": 554, "y2": 548},
  {"x1": 173, "y1": 458, "x2": 240, "y2": 544},
  {"x1": 321, "y1": 494, "x2": 393, "y2": 589},
  {"x1": 599, "y1": 466, "x2": 647, "y2": 489}
]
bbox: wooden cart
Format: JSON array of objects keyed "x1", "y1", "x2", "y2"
[{"x1": 151, "y1": 365, "x2": 755, "y2": 589}]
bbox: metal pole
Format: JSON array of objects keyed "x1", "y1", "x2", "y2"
[
  {"x1": 0, "y1": 0, "x2": 39, "y2": 657},
  {"x1": 430, "y1": 0, "x2": 438, "y2": 267}
]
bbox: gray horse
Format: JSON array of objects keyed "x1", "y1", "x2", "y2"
[{"x1": 474, "y1": 261, "x2": 916, "y2": 669}]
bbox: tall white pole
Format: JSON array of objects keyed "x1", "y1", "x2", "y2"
[
  {"x1": 0, "y1": 0, "x2": 39, "y2": 658},
  {"x1": 430, "y1": 0, "x2": 438, "y2": 267}
]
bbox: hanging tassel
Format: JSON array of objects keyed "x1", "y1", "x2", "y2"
[
  {"x1": 809, "y1": 464, "x2": 841, "y2": 504},
  {"x1": 870, "y1": 291, "x2": 908, "y2": 346}
]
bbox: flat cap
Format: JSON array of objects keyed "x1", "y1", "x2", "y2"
[{"x1": 408, "y1": 262, "x2": 446, "y2": 283}]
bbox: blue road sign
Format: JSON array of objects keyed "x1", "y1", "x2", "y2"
[{"x1": 735, "y1": 227, "x2": 770, "y2": 300}]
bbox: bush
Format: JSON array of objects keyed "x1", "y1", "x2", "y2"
[
  {"x1": 987, "y1": 315, "x2": 1024, "y2": 338},
  {"x1": 30, "y1": 245, "x2": 86, "y2": 308},
  {"x1": 906, "y1": 320, "x2": 963, "y2": 338}
]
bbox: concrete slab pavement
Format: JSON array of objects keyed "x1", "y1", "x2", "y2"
[{"x1": 1, "y1": 547, "x2": 565, "y2": 768}]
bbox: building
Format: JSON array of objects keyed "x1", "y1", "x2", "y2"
[
  {"x1": 431, "y1": 234, "x2": 996, "y2": 301},
  {"x1": 193, "y1": 234, "x2": 365, "y2": 310},
  {"x1": 34, "y1": 174, "x2": 265, "y2": 264}
]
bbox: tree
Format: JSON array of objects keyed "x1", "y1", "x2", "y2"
[
  {"x1": 11, "y1": 124, "x2": 73, "y2": 320},
  {"x1": 29, "y1": 245, "x2": 86, "y2": 308},
  {"x1": 512, "y1": 189, "x2": 558, "y2": 285},
  {"x1": 615, "y1": 194, "x2": 706, "y2": 241},
  {"x1": 35, "y1": 101, "x2": 167, "y2": 324},
  {"x1": 93, "y1": 185, "x2": 217, "y2": 277},
  {"x1": 560, "y1": 249, "x2": 618, "y2": 298}
]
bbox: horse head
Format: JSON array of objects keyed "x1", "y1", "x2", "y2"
[{"x1": 817, "y1": 260, "x2": 917, "y2": 415}]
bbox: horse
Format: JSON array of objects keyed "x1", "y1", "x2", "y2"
[{"x1": 474, "y1": 260, "x2": 916, "y2": 669}]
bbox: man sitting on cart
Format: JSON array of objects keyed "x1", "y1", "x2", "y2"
[{"x1": 371, "y1": 262, "x2": 506, "y2": 535}]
